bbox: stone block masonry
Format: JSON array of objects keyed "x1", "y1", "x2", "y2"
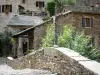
[{"x1": 7, "y1": 48, "x2": 99, "y2": 75}]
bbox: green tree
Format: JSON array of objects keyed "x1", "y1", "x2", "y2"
[
  {"x1": 47, "y1": 2, "x2": 55, "y2": 16},
  {"x1": 41, "y1": 25, "x2": 100, "y2": 62},
  {"x1": 41, "y1": 24, "x2": 54, "y2": 47},
  {"x1": 0, "y1": 31, "x2": 13, "y2": 57}
]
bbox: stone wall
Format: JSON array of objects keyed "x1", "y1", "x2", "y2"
[
  {"x1": 7, "y1": 48, "x2": 98, "y2": 75},
  {"x1": 33, "y1": 19, "x2": 53, "y2": 50}
]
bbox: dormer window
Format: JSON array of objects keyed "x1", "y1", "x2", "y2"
[
  {"x1": 22, "y1": 0, "x2": 26, "y2": 4},
  {"x1": 36, "y1": 1, "x2": 44, "y2": 7}
]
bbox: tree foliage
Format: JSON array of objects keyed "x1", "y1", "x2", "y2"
[
  {"x1": 41, "y1": 24, "x2": 54, "y2": 47},
  {"x1": 47, "y1": 2, "x2": 55, "y2": 16},
  {"x1": 41, "y1": 24, "x2": 100, "y2": 62},
  {"x1": 0, "y1": 31, "x2": 13, "y2": 57}
]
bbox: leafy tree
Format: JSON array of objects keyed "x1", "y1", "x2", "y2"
[
  {"x1": 41, "y1": 24, "x2": 54, "y2": 47},
  {"x1": 41, "y1": 24, "x2": 100, "y2": 62},
  {"x1": 0, "y1": 31, "x2": 13, "y2": 57},
  {"x1": 47, "y1": 2, "x2": 55, "y2": 16}
]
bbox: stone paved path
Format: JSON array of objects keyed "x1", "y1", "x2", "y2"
[{"x1": 0, "y1": 58, "x2": 56, "y2": 75}]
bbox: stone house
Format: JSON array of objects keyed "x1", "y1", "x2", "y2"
[
  {"x1": 56, "y1": 0, "x2": 100, "y2": 48},
  {"x1": 0, "y1": 0, "x2": 45, "y2": 32},
  {"x1": 12, "y1": 19, "x2": 51, "y2": 57}
]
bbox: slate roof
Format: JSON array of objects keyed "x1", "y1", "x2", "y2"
[
  {"x1": 8, "y1": 15, "x2": 43, "y2": 26},
  {"x1": 66, "y1": 6, "x2": 100, "y2": 14},
  {"x1": 13, "y1": 19, "x2": 52, "y2": 37}
]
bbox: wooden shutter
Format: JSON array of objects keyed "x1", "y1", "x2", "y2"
[
  {"x1": 36, "y1": 1, "x2": 38, "y2": 7},
  {"x1": 91, "y1": 18, "x2": 93, "y2": 27},
  {"x1": 2, "y1": 5, "x2": 4, "y2": 12},
  {"x1": 43, "y1": 2, "x2": 45, "y2": 7},
  {"x1": 82, "y1": 17, "x2": 85, "y2": 27},
  {"x1": 10, "y1": 5, "x2": 12, "y2": 12}
]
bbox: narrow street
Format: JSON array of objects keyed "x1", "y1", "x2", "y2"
[{"x1": 0, "y1": 58, "x2": 55, "y2": 75}]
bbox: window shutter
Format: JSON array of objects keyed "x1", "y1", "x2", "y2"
[
  {"x1": 10, "y1": 5, "x2": 12, "y2": 12},
  {"x1": 82, "y1": 17, "x2": 85, "y2": 27},
  {"x1": 91, "y1": 18, "x2": 93, "y2": 27},
  {"x1": 36, "y1": 1, "x2": 38, "y2": 7},
  {"x1": 2, "y1": 5, "x2": 4, "y2": 12},
  {"x1": 43, "y1": 2, "x2": 45, "y2": 7}
]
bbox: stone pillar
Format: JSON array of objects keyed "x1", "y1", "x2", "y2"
[
  {"x1": 27, "y1": 38, "x2": 29, "y2": 51},
  {"x1": 17, "y1": 37, "x2": 23, "y2": 57}
]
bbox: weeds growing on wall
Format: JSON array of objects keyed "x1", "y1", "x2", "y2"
[{"x1": 41, "y1": 24, "x2": 100, "y2": 62}]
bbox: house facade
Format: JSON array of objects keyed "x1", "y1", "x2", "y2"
[
  {"x1": 56, "y1": 0, "x2": 100, "y2": 48},
  {"x1": 0, "y1": 0, "x2": 45, "y2": 32},
  {"x1": 19, "y1": 0, "x2": 45, "y2": 16}
]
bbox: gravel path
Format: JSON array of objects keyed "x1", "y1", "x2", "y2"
[{"x1": 0, "y1": 58, "x2": 56, "y2": 75}]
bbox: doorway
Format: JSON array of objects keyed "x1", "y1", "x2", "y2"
[{"x1": 23, "y1": 42, "x2": 27, "y2": 55}]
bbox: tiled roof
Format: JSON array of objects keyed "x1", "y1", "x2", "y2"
[{"x1": 8, "y1": 15, "x2": 43, "y2": 26}]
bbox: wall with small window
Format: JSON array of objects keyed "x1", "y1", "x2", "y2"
[
  {"x1": 19, "y1": 0, "x2": 45, "y2": 16},
  {"x1": 55, "y1": 12, "x2": 100, "y2": 48},
  {"x1": 2, "y1": 5, "x2": 12, "y2": 13},
  {"x1": 82, "y1": 17, "x2": 93, "y2": 28},
  {"x1": 0, "y1": 0, "x2": 20, "y2": 14},
  {"x1": 36, "y1": 1, "x2": 45, "y2": 8}
]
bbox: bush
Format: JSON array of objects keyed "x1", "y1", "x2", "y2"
[
  {"x1": 41, "y1": 24, "x2": 54, "y2": 47},
  {"x1": 41, "y1": 25, "x2": 100, "y2": 62},
  {"x1": 0, "y1": 31, "x2": 14, "y2": 57},
  {"x1": 47, "y1": 2, "x2": 55, "y2": 16}
]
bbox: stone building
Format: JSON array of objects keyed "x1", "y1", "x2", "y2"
[
  {"x1": 56, "y1": 0, "x2": 100, "y2": 48},
  {"x1": 0, "y1": 0, "x2": 45, "y2": 32},
  {"x1": 12, "y1": 20, "x2": 51, "y2": 57}
]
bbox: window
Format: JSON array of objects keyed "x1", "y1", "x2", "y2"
[
  {"x1": 82, "y1": 17, "x2": 93, "y2": 27},
  {"x1": 22, "y1": 0, "x2": 26, "y2": 4},
  {"x1": 2, "y1": 5, "x2": 12, "y2": 13},
  {"x1": 36, "y1": 1, "x2": 45, "y2": 7}
]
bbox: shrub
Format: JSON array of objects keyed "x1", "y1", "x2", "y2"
[
  {"x1": 41, "y1": 24, "x2": 54, "y2": 47},
  {"x1": 47, "y1": 2, "x2": 55, "y2": 16},
  {"x1": 0, "y1": 31, "x2": 14, "y2": 57},
  {"x1": 41, "y1": 24, "x2": 100, "y2": 62}
]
